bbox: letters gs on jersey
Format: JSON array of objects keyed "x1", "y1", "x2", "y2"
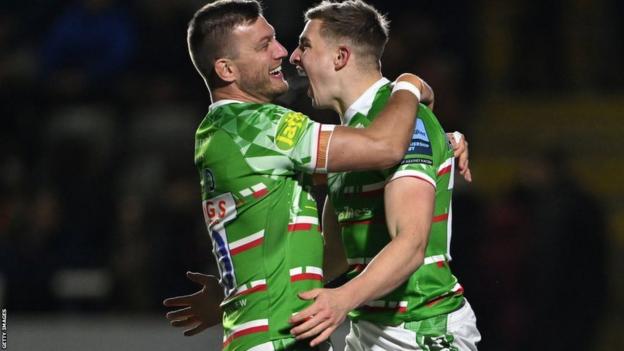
[
  {"x1": 203, "y1": 192, "x2": 237, "y2": 229},
  {"x1": 276, "y1": 111, "x2": 306, "y2": 150}
]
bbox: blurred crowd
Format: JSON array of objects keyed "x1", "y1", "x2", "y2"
[{"x1": 0, "y1": 0, "x2": 621, "y2": 350}]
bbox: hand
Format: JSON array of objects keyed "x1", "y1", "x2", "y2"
[
  {"x1": 394, "y1": 73, "x2": 435, "y2": 109},
  {"x1": 288, "y1": 287, "x2": 354, "y2": 347},
  {"x1": 447, "y1": 131, "x2": 472, "y2": 182},
  {"x1": 163, "y1": 272, "x2": 223, "y2": 336}
]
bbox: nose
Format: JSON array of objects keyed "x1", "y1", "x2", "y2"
[
  {"x1": 289, "y1": 47, "x2": 301, "y2": 66},
  {"x1": 274, "y1": 40, "x2": 288, "y2": 59}
]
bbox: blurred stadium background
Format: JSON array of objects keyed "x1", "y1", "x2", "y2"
[{"x1": 1, "y1": 0, "x2": 623, "y2": 350}]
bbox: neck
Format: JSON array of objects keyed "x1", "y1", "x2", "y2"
[
  {"x1": 334, "y1": 69, "x2": 383, "y2": 123},
  {"x1": 210, "y1": 83, "x2": 269, "y2": 104}
]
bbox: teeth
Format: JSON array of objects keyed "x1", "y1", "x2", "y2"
[
  {"x1": 296, "y1": 67, "x2": 307, "y2": 77},
  {"x1": 269, "y1": 66, "x2": 282, "y2": 74}
]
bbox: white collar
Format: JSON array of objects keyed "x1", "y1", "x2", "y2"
[
  {"x1": 208, "y1": 99, "x2": 245, "y2": 112},
  {"x1": 342, "y1": 77, "x2": 391, "y2": 125}
]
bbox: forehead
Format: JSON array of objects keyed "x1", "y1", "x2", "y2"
[
  {"x1": 300, "y1": 19, "x2": 323, "y2": 41},
  {"x1": 231, "y1": 15, "x2": 274, "y2": 44}
]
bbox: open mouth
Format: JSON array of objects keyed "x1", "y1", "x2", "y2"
[
  {"x1": 269, "y1": 65, "x2": 283, "y2": 78},
  {"x1": 295, "y1": 66, "x2": 307, "y2": 77}
]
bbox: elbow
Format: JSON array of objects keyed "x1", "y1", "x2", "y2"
[
  {"x1": 375, "y1": 140, "x2": 405, "y2": 168},
  {"x1": 410, "y1": 241, "x2": 427, "y2": 270}
]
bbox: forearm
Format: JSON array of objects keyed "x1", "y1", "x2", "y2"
[
  {"x1": 328, "y1": 90, "x2": 418, "y2": 171},
  {"x1": 336, "y1": 233, "x2": 425, "y2": 310}
]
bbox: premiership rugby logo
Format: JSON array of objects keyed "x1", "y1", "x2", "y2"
[{"x1": 276, "y1": 111, "x2": 306, "y2": 150}]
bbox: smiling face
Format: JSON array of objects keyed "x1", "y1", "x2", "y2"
[
  {"x1": 289, "y1": 19, "x2": 340, "y2": 109},
  {"x1": 229, "y1": 16, "x2": 289, "y2": 102}
]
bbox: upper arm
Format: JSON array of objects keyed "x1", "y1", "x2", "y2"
[{"x1": 384, "y1": 177, "x2": 434, "y2": 243}]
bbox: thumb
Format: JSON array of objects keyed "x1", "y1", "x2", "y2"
[{"x1": 298, "y1": 289, "x2": 322, "y2": 301}]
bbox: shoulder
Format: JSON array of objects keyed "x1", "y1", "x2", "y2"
[{"x1": 417, "y1": 105, "x2": 453, "y2": 160}]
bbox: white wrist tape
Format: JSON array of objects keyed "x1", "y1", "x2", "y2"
[
  {"x1": 452, "y1": 131, "x2": 463, "y2": 144},
  {"x1": 392, "y1": 81, "x2": 421, "y2": 101}
]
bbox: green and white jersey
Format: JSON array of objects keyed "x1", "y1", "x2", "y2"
[
  {"x1": 194, "y1": 100, "x2": 334, "y2": 351},
  {"x1": 328, "y1": 78, "x2": 464, "y2": 326}
]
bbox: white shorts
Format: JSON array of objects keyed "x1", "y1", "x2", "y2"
[{"x1": 344, "y1": 299, "x2": 481, "y2": 350}]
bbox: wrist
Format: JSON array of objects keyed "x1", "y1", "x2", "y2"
[
  {"x1": 336, "y1": 281, "x2": 367, "y2": 311},
  {"x1": 392, "y1": 80, "x2": 421, "y2": 101}
]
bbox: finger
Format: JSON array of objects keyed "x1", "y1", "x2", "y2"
[
  {"x1": 310, "y1": 326, "x2": 336, "y2": 347},
  {"x1": 464, "y1": 168, "x2": 472, "y2": 182},
  {"x1": 184, "y1": 323, "x2": 210, "y2": 337},
  {"x1": 291, "y1": 311, "x2": 327, "y2": 336},
  {"x1": 163, "y1": 295, "x2": 192, "y2": 307},
  {"x1": 171, "y1": 316, "x2": 199, "y2": 328},
  {"x1": 166, "y1": 307, "x2": 193, "y2": 320},
  {"x1": 454, "y1": 145, "x2": 466, "y2": 158},
  {"x1": 289, "y1": 304, "x2": 321, "y2": 325},
  {"x1": 459, "y1": 154, "x2": 468, "y2": 171},
  {"x1": 186, "y1": 271, "x2": 213, "y2": 286},
  {"x1": 298, "y1": 289, "x2": 321, "y2": 301},
  {"x1": 296, "y1": 318, "x2": 333, "y2": 341}
]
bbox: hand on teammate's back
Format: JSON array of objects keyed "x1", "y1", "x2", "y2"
[
  {"x1": 163, "y1": 272, "x2": 223, "y2": 336},
  {"x1": 289, "y1": 287, "x2": 354, "y2": 347},
  {"x1": 447, "y1": 132, "x2": 472, "y2": 182}
]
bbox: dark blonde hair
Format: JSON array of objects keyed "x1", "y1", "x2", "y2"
[
  {"x1": 305, "y1": 0, "x2": 389, "y2": 69},
  {"x1": 187, "y1": 0, "x2": 263, "y2": 83}
]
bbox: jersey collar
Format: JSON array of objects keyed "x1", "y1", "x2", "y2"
[
  {"x1": 208, "y1": 99, "x2": 245, "y2": 112},
  {"x1": 342, "y1": 77, "x2": 391, "y2": 125}
]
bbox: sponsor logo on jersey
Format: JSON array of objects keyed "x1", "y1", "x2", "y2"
[
  {"x1": 337, "y1": 207, "x2": 373, "y2": 222},
  {"x1": 420, "y1": 335, "x2": 455, "y2": 351},
  {"x1": 203, "y1": 168, "x2": 216, "y2": 193},
  {"x1": 276, "y1": 111, "x2": 306, "y2": 150},
  {"x1": 405, "y1": 118, "x2": 432, "y2": 157},
  {"x1": 401, "y1": 157, "x2": 433, "y2": 166}
]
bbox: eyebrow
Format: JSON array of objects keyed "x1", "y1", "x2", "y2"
[
  {"x1": 256, "y1": 30, "x2": 275, "y2": 48},
  {"x1": 299, "y1": 36, "x2": 311, "y2": 46}
]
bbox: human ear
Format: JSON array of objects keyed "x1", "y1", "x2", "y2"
[
  {"x1": 334, "y1": 46, "x2": 351, "y2": 71},
  {"x1": 214, "y1": 58, "x2": 238, "y2": 82}
]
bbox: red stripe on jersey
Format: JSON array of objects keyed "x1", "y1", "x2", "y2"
[
  {"x1": 222, "y1": 325, "x2": 269, "y2": 347},
  {"x1": 236, "y1": 284, "x2": 267, "y2": 296},
  {"x1": 425, "y1": 286, "x2": 464, "y2": 307},
  {"x1": 360, "y1": 306, "x2": 407, "y2": 314},
  {"x1": 432, "y1": 213, "x2": 449, "y2": 222},
  {"x1": 288, "y1": 223, "x2": 313, "y2": 232},
  {"x1": 437, "y1": 261, "x2": 445, "y2": 268},
  {"x1": 437, "y1": 165, "x2": 452, "y2": 176},
  {"x1": 230, "y1": 237, "x2": 263, "y2": 255},
  {"x1": 314, "y1": 124, "x2": 323, "y2": 171},
  {"x1": 252, "y1": 188, "x2": 268, "y2": 198},
  {"x1": 290, "y1": 273, "x2": 323, "y2": 282}
]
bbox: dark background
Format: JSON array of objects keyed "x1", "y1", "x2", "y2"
[{"x1": 1, "y1": 0, "x2": 623, "y2": 350}]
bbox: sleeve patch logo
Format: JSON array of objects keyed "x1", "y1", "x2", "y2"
[
  {"x1": 406, "y1": 118, "x2": 432, "y2": 156},
  {"x1": 276, "y1": 111, "x2": 306, "y2": 150},
  {"x1": 203, "y1": 168, "x2": 216, "y2": 193}
]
